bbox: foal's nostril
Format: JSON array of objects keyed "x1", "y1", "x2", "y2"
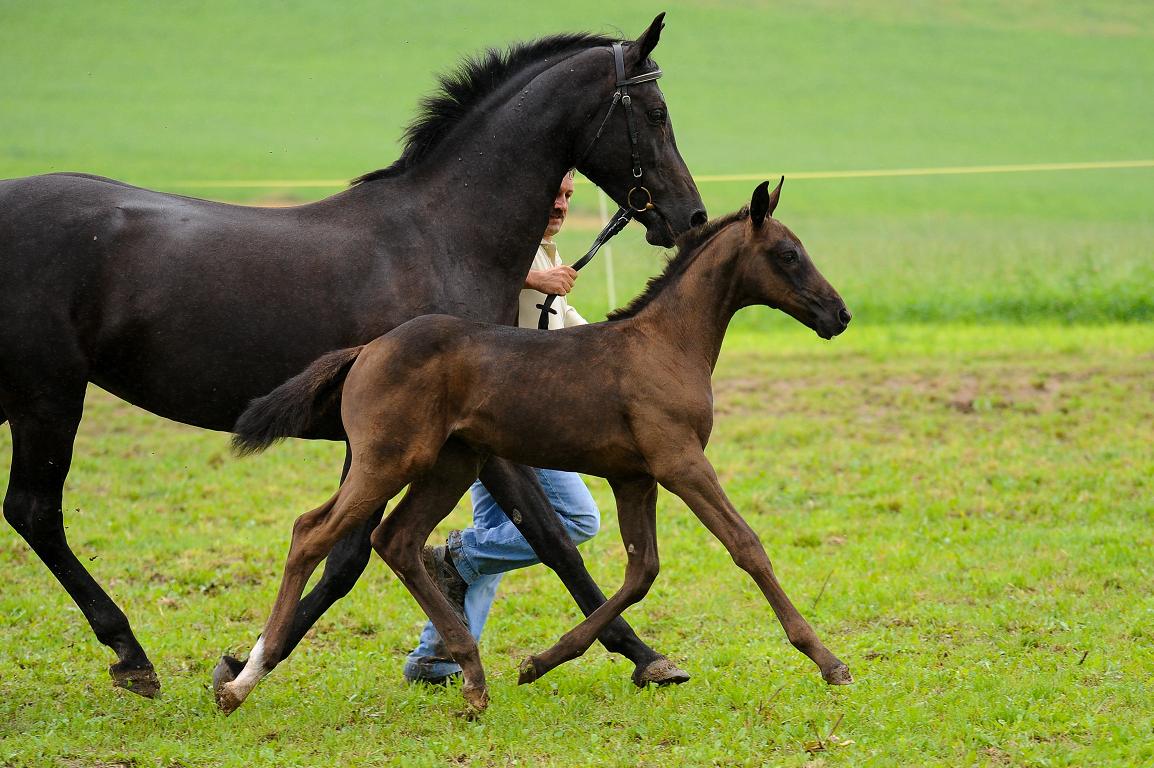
[
  {"x1": 838, "y1": 307, "x2": 852, "y2": 326},
  {"x1": 690, "y1": 209, "x2": 708, "y2": 228}
]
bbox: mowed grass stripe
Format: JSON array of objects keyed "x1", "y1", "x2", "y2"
[{"x1": 162, "y1": 158, "x2": 1154, "y2": 189}]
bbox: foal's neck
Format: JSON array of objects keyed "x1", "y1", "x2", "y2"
[{"x1": 626, "y1": 227, "x2": 746, "y2": 373}]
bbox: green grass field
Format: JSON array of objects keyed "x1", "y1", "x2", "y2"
[
  {"x1": 5, "y1": 1, "x2": 1150, "y2": 325},
  {"x1": 1, "y1": 2, "x2": 1152, "y2": 766}
]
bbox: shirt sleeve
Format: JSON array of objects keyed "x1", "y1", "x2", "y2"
[{"x1": 562, "y1": 303, "x2": 587, "y2": 327}]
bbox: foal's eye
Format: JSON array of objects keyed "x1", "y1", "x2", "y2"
[{"x1": 646, "y1": 108, "x2": 667, "y2": 125}]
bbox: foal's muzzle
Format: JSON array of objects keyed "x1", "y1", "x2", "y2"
[{"x1": 816, "y1": 303, "x2": 852, "y2": 340}]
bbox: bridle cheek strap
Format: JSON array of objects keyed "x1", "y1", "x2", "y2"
[
  {"x1": 541, "y1": 43, "x2": 663, "y2": 330},
  {"x1": 573, "y1": 42, "x2": 663, "y2": 203}
]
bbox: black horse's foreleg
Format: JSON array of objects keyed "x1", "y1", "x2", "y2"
[
  {"x1": 477, "y1": 457, "x2": 689, "y2": 686},
  {"x1": 3, "y1": 400, "x2": 159, "y2": 697}
]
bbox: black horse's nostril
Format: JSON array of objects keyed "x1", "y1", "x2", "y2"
[
  {"x1": 838, "y1": 307, "x2": 852, "y2": 326},
  {"x1": 690, "y1": 209, "x2": 708, "y2": 228}
]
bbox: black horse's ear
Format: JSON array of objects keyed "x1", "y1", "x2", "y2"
[
  {"x1": 634, "y1": 12, "x2": 666, "y2": 62},
  {"x1": 750, "y1": 180, "x2": 771, "y2": 228}
]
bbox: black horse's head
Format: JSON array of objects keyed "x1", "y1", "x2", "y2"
[{"x1": 571, "y1": 14, "x2": 707, "y2": 246}]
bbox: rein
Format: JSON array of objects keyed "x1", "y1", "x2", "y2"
[
  {"x1": 538, "y1": 43, "x2": 662, "y2": 330},
  {"x1": 536, "y1": 207, "x2": 633, "y2": 328}
]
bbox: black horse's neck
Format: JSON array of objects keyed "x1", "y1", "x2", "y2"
[{"x1": 347, "y1": 45, "x2": 613, "y2": 320}]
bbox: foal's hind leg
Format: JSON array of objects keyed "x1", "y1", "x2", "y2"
[
  {"x1": 663, "y1": 457, "x2": 852, "y2": 685},
  {"x1": 212, "y1": 447, "x2": 381, "y2": 689},
  {"x1": 2, "y1": 393, "x2": 159, "y2": 697},
  {"x1": 479, "y1": 458, "x2": 688, "y2": 687},
  {"x1": 373, "y1": 442, "x2": 488, "y2": 711},
  {"x1": 283, "y1": 447, "x2": 380, "y2": 650},
  {"x1": 215, "y1": 469, "x2": 401, "y2": 714}
]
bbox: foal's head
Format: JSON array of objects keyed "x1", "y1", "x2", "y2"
[{"x1": 734, "y1": 179, "x2": 851, "y2": 339}]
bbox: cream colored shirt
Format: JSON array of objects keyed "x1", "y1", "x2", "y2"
[{"x1": 516, "y1": 240, "x2": 588, "y2": 330}]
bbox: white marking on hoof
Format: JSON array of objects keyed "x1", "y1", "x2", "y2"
[{"x1": 222, "y1": 636, "x2": 269, "y2": 710}]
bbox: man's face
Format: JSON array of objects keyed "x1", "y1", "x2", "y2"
[{"x1": 544, "y1": 174, "x2": 575, "y2": 240}]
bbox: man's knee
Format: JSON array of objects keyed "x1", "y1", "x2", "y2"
[{"x1": 566, "y1": 503, "x2": 600, "y2": 545}]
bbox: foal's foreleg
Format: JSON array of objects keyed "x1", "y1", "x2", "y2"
[
  {"x1": 518, "y1": 476, "x2": 660, "y2": 685},
  {"x1": 664, "y1": 458, "x2": 852, "y2": 685},
  {"x1": 480, "y1": 458, "x2": 686, "y2": 687},
  {"x1": 373, "y1": 441, "x2": 488, "y2": 711},
  {"x1": 215, "y1": 475, "x2": 393, "y2": 714}
]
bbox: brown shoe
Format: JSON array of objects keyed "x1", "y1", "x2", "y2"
[{"x1": 422, "y1": 544, "x2": 469, "y2": 630}]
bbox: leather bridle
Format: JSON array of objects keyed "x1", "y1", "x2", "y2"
[
  {"x1": 537, "y1": 43, "x2": 663, "y2": 329},
  {"x1": 574, "y1": 41, "x2": 664, "y2": 214}
]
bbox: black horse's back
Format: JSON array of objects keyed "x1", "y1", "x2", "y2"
[{"x1": 0, "y1": 173, "x2": 385, "y2": 431}]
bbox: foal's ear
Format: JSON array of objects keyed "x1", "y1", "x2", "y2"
[
  {"x1": 750, "y1": 177, "x2": 784, "y2": 228},
  {"x1": 633, "y1": 12, "x2": 666, "y2": 62}
]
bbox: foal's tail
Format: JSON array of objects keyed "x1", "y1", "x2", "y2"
[{"x1": 232, "y1": 346, "x2": 364, "y2": 456}]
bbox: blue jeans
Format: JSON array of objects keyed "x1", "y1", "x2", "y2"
[{"x1": 403, "y1": 468, "x2": 599, "y2": 682}]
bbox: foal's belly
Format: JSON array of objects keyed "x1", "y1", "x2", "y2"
[{"x1": 453, "y1": 396, "x2": 647, "y2": 478}]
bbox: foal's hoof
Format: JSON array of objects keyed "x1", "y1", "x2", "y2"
[
  {"x1": 109, "y1": 661, "x2": 161, "y2": 699},
  {"x1": 632, "y1": 656, "x2": 691, "y2": 688},
  {"x1": 461, "y1": 684, "x2": 489, "y2": 712},
  {"x1": 212, "y1": 655, "x2": 245, "y2": 690},
  {"x1": 517, "y1": 656, "x2": 542, "y2": 685},
  {"x1": 823, "y1": 663, "x2": 854, "y2": 686}
]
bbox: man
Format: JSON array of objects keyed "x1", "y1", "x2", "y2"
[{"x1": 403, "y1": 171, "x2": 600, "y2": 684}]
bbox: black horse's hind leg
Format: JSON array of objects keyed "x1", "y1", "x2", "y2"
[
  {"x1": 214, "y1": 447, "x2": 383, "y2": 686},
  {"x1": 2, "y1": 396, "x2": 159, "y2": 697},
  {"x1": 478, "y1": 457, "x2": 689, "y2": 686}
]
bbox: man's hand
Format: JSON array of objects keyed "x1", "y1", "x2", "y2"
[{"x1": 525, "y1": 265, "x2": 578, "y2": 295}]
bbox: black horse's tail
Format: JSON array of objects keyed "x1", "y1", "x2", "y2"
[{"x1": 232, "y1": 346, "x2": 364, "y2": 456}]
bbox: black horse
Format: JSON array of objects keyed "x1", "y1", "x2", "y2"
[{"x1": 0, "y1": 15, "x2": 706, "y2": 697}]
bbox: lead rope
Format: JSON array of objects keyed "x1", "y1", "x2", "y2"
[
  {"x1": 536, "y1": 206, "x2": 632, "y2": 329},
  {"x1": 538, "y1": 42, "x2": 662, "y2": 329}
]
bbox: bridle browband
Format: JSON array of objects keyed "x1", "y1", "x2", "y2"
[{"x1": 538, "y1": 42, "x2": 663, "y2": 329}]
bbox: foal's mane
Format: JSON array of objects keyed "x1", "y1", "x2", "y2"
[
  {"x1": 607, "y1": 207, "x2": 750, "y2": 321},
  {"x1": 352, "y1": 32, "x2": 617, "y2": 185}
]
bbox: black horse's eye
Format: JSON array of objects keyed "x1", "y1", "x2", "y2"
[
  {"x1": 780, "y1": 250, "x2": 800, "y2": 264},
  {"x1": 647, "y1": 108, "x2": 667, "y2": 125}
]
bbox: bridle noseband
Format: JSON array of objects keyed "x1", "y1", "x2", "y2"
[{"x1": 537, "y1": 43, "x2": 664, "y2": 330}]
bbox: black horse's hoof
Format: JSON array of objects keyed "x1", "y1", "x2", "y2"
[
  {"x1": 109, "y1": 661, "x2": 161, "y2": 698},
  {"x1": 212, "y1": 654, "x2": 245, "y2": 691},
  {"x1": 517, "y1": 656, "x2": 541, "y2": 685},
  {"x1": 823, "y1": 663, "x2": 854, "y2": 686},
  {"x1": 632, "y1": 656, "x2": 691, "y2": 688}
]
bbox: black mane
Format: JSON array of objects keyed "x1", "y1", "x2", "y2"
[
  {"x1": 606, "y1": 208, "x2": 750, "y2": 321},
  {"x1": 352, "y1": 32, "x2": 617, "y2": 185}
]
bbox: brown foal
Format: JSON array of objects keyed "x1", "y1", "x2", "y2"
[{"x1": 217, "y1": 180, "x2": 853, "y2": 714}]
